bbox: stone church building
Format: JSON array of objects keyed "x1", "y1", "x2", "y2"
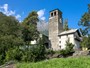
[{"x1": 49, "y1": 9, "x2": 81, "y2": 51}]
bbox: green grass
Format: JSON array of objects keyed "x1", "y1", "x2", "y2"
[{"x1": 15, "y1": 56, "x2": 90, "y2": 68}]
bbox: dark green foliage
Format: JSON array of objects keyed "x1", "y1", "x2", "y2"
[
  {"x1": 78, "y1": 4, "x2": 90, "y2": 36},
  {"x1": 63, "y1": 19, "x2": 69, "y2": 31},
  {"x1": 0, "y1": 12, "x2": 23, "y2": 65},
  {"x1": 0, "y1": 11, "x2": 47, "y2": 65},
  {"x1": 46, "y1": 49, "x2": 55, "y2": 55},
  {"x1": 60, "y1": 39, "x2": 74, "y2": 57},
  {"x1": 80, "y1": 36, "x2": 90, "y2": 49},
  {"x1": 5, "y1": 48, "x2": 23, "y2": 61},
  {"x1": 22, "y1": 45, "x2": 46, "y2": 62},
  {"x1": 22, "y1": 11, "x2": 39, "y2": 45}
]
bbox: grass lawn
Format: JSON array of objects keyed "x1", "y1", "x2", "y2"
[{"x1": 15, "y1": 56, "x2": 90, "y2": 68}]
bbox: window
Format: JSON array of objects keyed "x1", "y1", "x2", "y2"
[
  {"x1": 54, "y1": 12, "x2": 56, "y2": 16},
  {"x1": 59, "y1": 46, "x2": 61, "y2": 49},
  {"x1": 59, "y1": 41, "x2": 61, "y2": 43},
  {"x1": 51, "y1": 12, "x2": 53, "y2": 17}
]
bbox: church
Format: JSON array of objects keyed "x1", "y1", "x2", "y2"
[{"x1": 49, "y1": 9, "x2": 82, "y2": 51}]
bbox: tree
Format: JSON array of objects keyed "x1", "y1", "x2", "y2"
[
  {"x1": 22, "y1": 11, "x2": 39, "y2": 45},
  {"x1": 78, "y1": 4, "x2": 90, "y2": 36},
  {"x1": 60, "y1": 39, "x2": 74, "y2": 57},
  {"x1": 0, "y1": 12, "x2": 23, "y2": 64},
  {"x1": 80, "y1": 36, "x2": 90, "y2": 49},
  {"x1": 63, "y1": 19, "x2": 69, "y2": 31},
  {"x1": 65, "y1": 39, "x2": 74, "y2": 52}
]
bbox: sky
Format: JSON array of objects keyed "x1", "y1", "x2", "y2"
[{"x1": 0, "y1": 0, "x2": 90, "y2": 29}]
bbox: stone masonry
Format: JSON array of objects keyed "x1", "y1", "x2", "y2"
[{"x1": 49, "y1": 9, "x2": 63, "y2": 50}]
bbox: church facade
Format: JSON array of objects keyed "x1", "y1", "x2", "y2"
[{"x1": 49, "y1": 9, "x2": 81, "y2": 51}]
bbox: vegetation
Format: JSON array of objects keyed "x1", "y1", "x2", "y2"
[
  {"x1": 0, "y1": 3, "x2": 90, "y2": 67},
  {"x1": 16, "y1": 56, "x2": 90, "y2": 68},
  {"x1": 0, "y1": 12, "x2": 23, "y2": 65},
  {"x1": 60, "y1": 39, "x2": 74, "y2": 57},
  {"x1": 63, "y1": 19, "x2": 69, "y2": 31},
  {"x1": 78, "y1": 4, "x2": 90, "y2": 36},
  {"x1": 80, "y1": 36, "x2": 90, "y2": 49},
  {"x1": 78, "y1": 4, "x2": 90, "y2": 49},
  {"x1": 0, "y1": 11, "x2": 46, "y2": 65},
  {"x1": 22, "y1": 11, "x2": 39, "y2": 45}
]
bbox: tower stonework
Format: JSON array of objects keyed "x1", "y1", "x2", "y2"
[{"x1": 49, "y1": 9, "x2": 63, "y2": 50}]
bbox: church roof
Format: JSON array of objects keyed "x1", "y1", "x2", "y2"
[{"x1": 59, "y1": 29, "x2": 81, "y2": 37}]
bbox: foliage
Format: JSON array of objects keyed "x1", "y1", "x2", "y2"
[
  {"x1": 0, "y1": 12, "x2": 23, "y2": 64},
  {"x1": 22, "y1": 44, "x2": 46, "y2": 62},
  {"x1": 46, "y1": 49, "x2": 55, "y2": 55},
  {"x1": 0, "y1": 11, "x2": 47, "y2": 65},
  {"x1": 5, "y1": 48, "x2": 23, "y2": 62},
  {"x1": 22, "y1": 11, "x2": 39, "y2": 45},
  {"x1": 63, "y1": 19, "x2": 69, "y2": 31},
  {"x1": 80, "y1": 36, "x2": 90, "y2": 49},
  {"x1": 16, "y1": 57, "x2": 90, "y2": 68},
  {"x1": 78, "y1": 4, "x2": 90, "y2": 36},
  {"x1": 60, "y1": 39, "x2": 74, "y2": 57}
]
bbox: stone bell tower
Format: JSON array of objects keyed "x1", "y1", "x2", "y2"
[{"x1": 49, "y1": 9, "x2": 63, "y2": 50}]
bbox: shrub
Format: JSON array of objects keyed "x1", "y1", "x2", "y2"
[
  {"x1": 60, "y1": 39, "x2": 74, "y2": 57},
  {"x1": 46, "y1": 49, "x2": 55, "y2": 55},
  {"x1": 22, "y1": 44, "x2": 46, "y2": 62},
  {"x1": 5, "y1": 48, "x2": 23, "y2": 62}
]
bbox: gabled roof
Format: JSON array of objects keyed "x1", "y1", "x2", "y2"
[{"x1": 58, "y1": 29, "x2": 81, "y2": 37}]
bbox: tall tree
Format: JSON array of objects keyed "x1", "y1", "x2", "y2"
[
  {"x1": 78, "y1": 4, "x2": 90, "y2": 36},
  {"x1": 22, "y1": 11, "x2": 39, "y2": 45},
  {"x1": 0, "y1": 12, "x2": 23, "y2": 64},
  {"x1": 63, "y1": 19, "x2": 69, "y2": 31}
]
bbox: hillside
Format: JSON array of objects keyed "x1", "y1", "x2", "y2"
[{"x1": 15, "y1": 56, "x2": 90, "y2": 68}]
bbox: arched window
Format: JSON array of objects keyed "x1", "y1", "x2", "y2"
[{"x1": 51, "y1": 12, "x2": 53, "y2": 17}]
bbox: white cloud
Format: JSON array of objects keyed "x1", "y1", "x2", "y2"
[
  {"x1": 37, "y1": 9, "x2": 46, "y2": 20},
  {"x1": 0, "y1": 4, "x2": 15, "y2": 16},
  {"x1": 41, "y1": 17, "x2": 46, "y2": 20},
  {"x1": 15, "y1": 14, "x2": 21, "y2": 19},
  {"x1": 0, "y1": 4, "x2": 21, "y2": 20}
]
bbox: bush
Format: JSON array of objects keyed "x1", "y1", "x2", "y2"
[
  {"x1": 60, "y1": 39, "x2": 74, "y2": 57},
  {"x1": 22, "y1": 44, "x2": 46, "y2": 62},
  {"x1": 5, "y1": 48, "x2": 23, "y2": 62},
  {"x1": 0, "y1": 55, "x2": 4, "y2": 65},
  {"x1": 46, "y1": 49, "x2": 55, "y2": 55}
]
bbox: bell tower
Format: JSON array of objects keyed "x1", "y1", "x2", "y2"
[{"x1": 49, "y1": 9, "x2": 63, "y2": 50}]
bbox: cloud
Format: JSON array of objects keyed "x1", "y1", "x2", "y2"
[
  {"x1": 0, "y1": 4, "x2": 15, "y2": 16},
  {"x1": 0, "y1": 4, "x2": 21, "y2": 20},
  {"x1": 37, "y1": 9, "x2": 46, "y2": 20},
  {"x1": 15, "y1": 14, "x2": 21, "y2": 19}
]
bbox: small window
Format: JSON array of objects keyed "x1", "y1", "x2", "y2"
[
  {"x1": 59, "y1": 46, "x2": 61, "y2": 48},
  {"x1": 59, "y1": 41, "x2": 61, "y2": 43},
  {"x1": 51, "y1": 13, "x2": 53, "y2": 17},
  {"x1": 54, "y1": 12, "x2": 56, "y2": 16}
]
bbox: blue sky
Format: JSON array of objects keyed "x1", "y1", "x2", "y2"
[{"x1": 0, "y1": 0, "x2": 90, "y2": 29}]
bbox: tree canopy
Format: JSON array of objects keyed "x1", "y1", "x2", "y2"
[
  {"x1": 63, "y1": 19, "x2": 69, "y2": 31},
  {"x1": 22, "y1": 11, "x2": 39, "y2": 45},
  {"x1": 78, "y1": 4, "x2": 90, "y2": 36}
]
